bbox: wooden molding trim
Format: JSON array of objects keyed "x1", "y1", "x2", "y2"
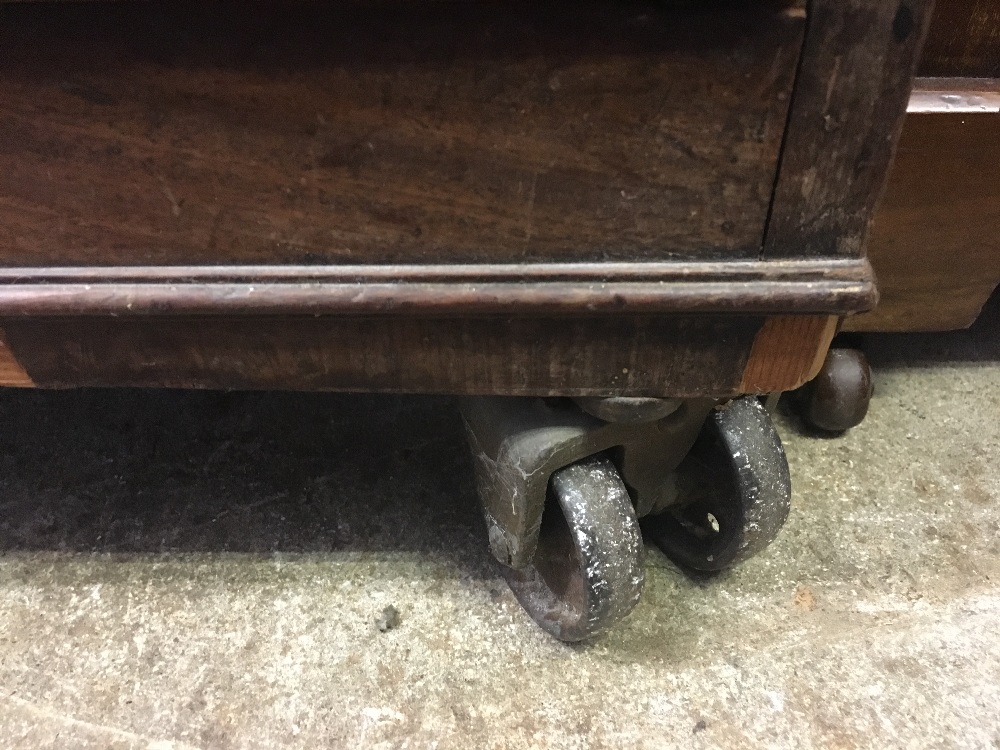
[
  {"x1": 908, "y1": 77, "x2": 1000, "y2": 112},
  {"x1": 0, "y1": 259, "x2": 876, "y2": 317}
]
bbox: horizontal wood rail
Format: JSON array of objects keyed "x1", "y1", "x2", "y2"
[{"x1": 0, "y1": 259, "x2": 876, "y2": 317}]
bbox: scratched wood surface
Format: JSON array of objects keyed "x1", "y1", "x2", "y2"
[
  {"x1": 0, "y1": 0, "x2": 803, "y2": 267},
  {"x1": 763, "y1": 0, "x2": 935, "y2": 260},
  {"x1": 0, "y1": 259, "x2": 877, "y2": 317},
  {"x1": 0, "y1": 1, "x2": 920, "y2": 397},
  {"x1": 920, "y1": 0, "x2": 1000, "y2": 77},
  {"x1": 0, "y1": 313, "x2": 834, "y2": 397}
]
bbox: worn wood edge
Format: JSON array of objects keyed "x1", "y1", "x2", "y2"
[
  {"x1": 845, "y1": 106, "x2": 1000, "y2": 333},
  {"x1": 843, "y1": 281, "x2": 999, "y2": 332},
  {"x1": 0, "y1": 260, "x2": 877, "y2": 317},
  {"x1": 909, "y1": 77, "x2": 1000, "y2": 112},
  {"x1": 0, "y1": 259, "x2": 876, "y2": 284},
  {"x1": 0, "y1": 327, "x2": 34, "y2": 387},
  {"x1": 762, "y1": 0, "x2": 936, "y2": 259},
  {"x1": 739, "y1": 315, "x2": 838, "y2": 393}
]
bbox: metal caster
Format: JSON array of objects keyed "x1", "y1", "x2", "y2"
[
  {"x1": 641, "y1": 396, "x2": 791, "y2": 572},
  {"x1": 502, "y1": 455, "x2": 644, "y2": 642},
  {"x1": 461, "y1": 395, "x2": 791, "y2": 640},
  {"x1": 794, "y1": 347, "x2": 873, "y2": 431}
]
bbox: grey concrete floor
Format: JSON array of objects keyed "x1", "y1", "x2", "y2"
[{"x1": 1, "y1": 298, "x2": 998, "y2": 749}]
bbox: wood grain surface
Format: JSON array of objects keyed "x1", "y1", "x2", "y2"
[
  {"x1": 0, "y1": 312, "x2": 840, "y2": 395},
  {"x1": 763, "y1": 0, "x2": 934, "y2": 260},
  {"x1": 0, "y1": 315, "x2": 762, "y2": 397},
  {"x1": 848, "y1": 1, "x2": 1000, "y2": 332},
  {"x1": 920, "y1": 0, "x2": 1000, "y2": 77},
  {"x1": 740, "y1": 315, "x2": 837, "y2": 392},
  {"x1": 0, "y1": 0, "x2": 803, "y2": 267},
  {"x1": 844, "y1": 110, "x2": 1000, "y2": 332},
  {"x1": 0, "y1": 1, "x2": 923, "y2": 396},
  {"x1": 0, "y1": 259, "x2": 876, "y2": 316}
]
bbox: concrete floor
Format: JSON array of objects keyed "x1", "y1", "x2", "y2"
[{"x1": 0, "y1": 298, "x2": 998, "y2": 749}]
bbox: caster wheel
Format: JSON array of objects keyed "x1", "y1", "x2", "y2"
[
  {"x1": 502, "y1": 455, "x2": 644, "y2": 642},
  {"x1": 796, "y1": 348, "x2": 873, "y2": 432},
  {"x1": 643, "y1": 396, "x2": 791, "y2": 572}
]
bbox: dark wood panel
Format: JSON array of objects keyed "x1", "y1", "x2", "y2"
[
  {"x1": 920, "y1": 0, "x2": 1000, "y2": 77},
  {"x1": 0, "y1": 0, "x2": 803, "y2": 267},
  {"x1": 0, "y1": 315, "x2": 762, "y2": 397},
  {"x1": 0, "y1": 312, "x2": 840, "y2": 397},
  {"x1": 763, "y1": 0, "x2": 934, "y2": 259},
  {"x1": 844, "y1": 111, "x2": 1000, "y2": 332}
]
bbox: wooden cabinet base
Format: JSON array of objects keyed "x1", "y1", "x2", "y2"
[
  {"x1": 0, "y1": 314, "x2": 836, "y2": 398},
  {"x1": 0, "y1": 0, "x2": 927, "y2": 395}
]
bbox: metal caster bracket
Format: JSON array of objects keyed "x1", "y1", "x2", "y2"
[
  {"x1": 461, "y1": 395, "x2": 791, "y2": 640},
  {"x1": 460, "y1": 396, "x2": 715, "y2": 570}
]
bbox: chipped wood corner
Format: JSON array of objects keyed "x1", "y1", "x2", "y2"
[
  {"x1": 0, "y1": 327, "x2": 35, "y2": 387},
  {"x1": 739, "y1": 315, "x2": 838, "y2": 394}
]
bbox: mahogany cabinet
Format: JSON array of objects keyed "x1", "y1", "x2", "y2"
[
  {"x1": 0, "y1": 0, "x2": 930, "y2": 396},
  {"x1": 0, "y1": 0, "x2": 933, "y2": 640}
]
